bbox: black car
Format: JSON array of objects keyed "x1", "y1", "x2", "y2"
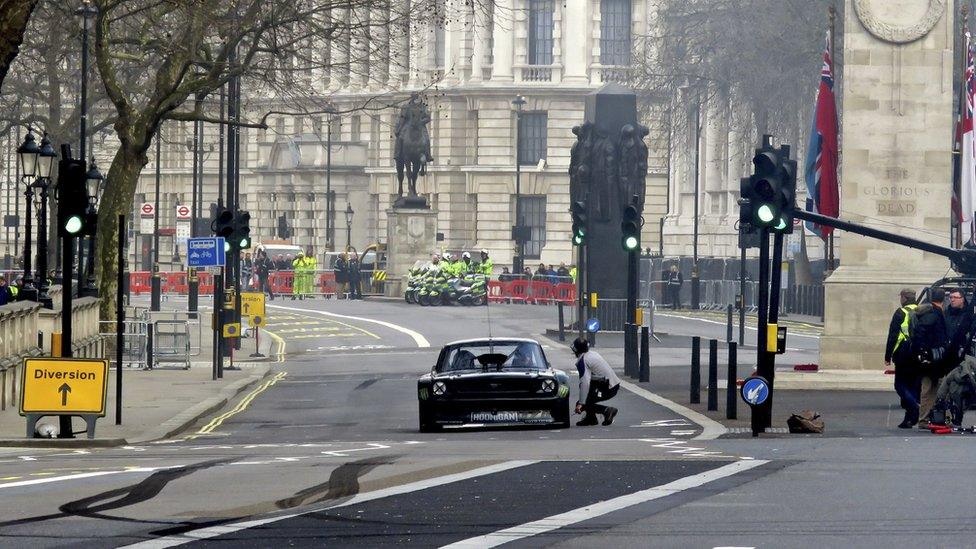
[{"x1": 417, "y1": 338, "x2": 571, "y2": 431}]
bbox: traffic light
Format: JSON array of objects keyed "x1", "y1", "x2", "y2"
[
  {"x1": 775, "y1": 157, "x2": 797, "y2": 234},
  {"x1": 738, "y1": 176, "x2": 755, "y2": 233},
  {"x1": 570, "y1": 201, "x2": 587, "y2": 246},
  {"x1": 232, "y1": 210, "x2": 251, "y2": 250},
  {"x1": 750, "y1": 148, "x2": 783, "y2": 229},
  {"x1": 57, "y1": 158, "x2": 89, "y2": 237},
  {"x1": 621, "y1": 203, "x2": 641, "y2": 251},
  {"x1": 213, "y1": 207, "x2": 234, "y2": 252}
]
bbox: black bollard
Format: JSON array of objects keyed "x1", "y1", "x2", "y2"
[
  {"x1": 708, "y1": 338, "x2": 718, "y2": 411},
  {"x1": 146, "y1": 326, "x2": 154, "y2": 371},
  {"x1": 726, "y1": 303, "x2": 733, "y2": 342},
  {"x1": 727, "y1": 341, "x2": 737, "y2": 420},
  {"x1": 557, "y1": 302, "x2": 566, "y2": 342},
  {"x1": 690, "y1": 336, "x2": 701, "y2": 404},
  {"x1": 639, "y1": 325, "x2": 650, "y2": 382},
  {"x1": 624, "y1": 323, "x2": 638, "y2": 377}
]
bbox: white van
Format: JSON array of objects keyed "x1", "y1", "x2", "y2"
[{"x1": 254, "y1": 243, "x2": 306, "y2": 263}]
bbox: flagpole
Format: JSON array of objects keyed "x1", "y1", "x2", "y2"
[
  {"x1": 957, "y1": 5, "x2": 969, "y2": 248},
  {"x1": 828, "y1": 5, "x2": 836, "y2": 271}
]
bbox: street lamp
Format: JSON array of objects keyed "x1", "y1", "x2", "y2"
[
  {"x1": 151, "y1": 127, "x2": 161, "y2": 311},
  {"x1": 325, "y1": 105, "x2": 337, "y2": 251},
  {"x1": 17, "y1": 130, "x2": 39, "y2": 301},
  {"x1": 34, "y1": 133, "x2": 57, "y2": 308},
  {"x1": 344, "y1": 203, "x2": 354, "y2": 249},
  {"x1": 80, "y1": 158, "x2": 103, "y2": 297},
  {"x1": 512, "y1": 95, "x2": 526, "y2": 275}
]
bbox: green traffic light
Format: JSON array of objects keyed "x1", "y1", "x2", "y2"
[
  {"x1": 573, "y1": 233, "x2": 583, "y2": 246},
  {"x1": 775, "y1": 217, "x2": 787, "y2": 231},
  {"x1": 623, "y1": 235, "x2": 639, "y2": 250},
  {"x1": 224, "y1": 241, "x2": 231, "y2": 253},
  {"x1": 757, "y1": 204, "x2": 775, "y2": 224},
  {"x1": 240, "y1": 237, "x2": 251, "y2": 248},
  {"x1": 64, "y1": 215, "x2": 83, "y2": 234}
]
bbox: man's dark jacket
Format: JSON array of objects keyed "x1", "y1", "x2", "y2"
[
  {"x1": 946, "y1": 304, "x2": 975, "y2": 368},
  {"x1": 910, "y1": 303, "x2": 950, "y2": 375},
  {"x1": 884, "y1": 306, "x2": 912, "y2": 365}
]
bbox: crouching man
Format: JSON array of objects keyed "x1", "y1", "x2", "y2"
[
  {"x1": 932, "y1": 355, "x2": 976, "y2": 427},
  {"x1": 572, "y1": 337, "x2": 620, "y2": 426}
]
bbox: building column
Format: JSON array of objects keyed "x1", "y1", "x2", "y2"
[
  {"x1": 563, "y1": 0, "x2": 587, "y2": 83},
  {"x1": 330, "y1": 7, "x2": 350, "y2": 90},
  {"x1": 369, "y1": 6, "x2": 389, "y2": 90},
  {"x1": 388, "y1": 1, "x2": 409, "y2": 89},
  {"x1": 350, "y1": 7, "x2": 370, "y2": 89},
  {"x1": 443, "y1": 0, "x2": 462, "y2": 84},
  {"x1": 490, "y1": 0, "x2": 513, "y2": 82},
  {"x1": 469, "y1": 2, "x2": 487, "y2": 82},
  {"x1": 408, "y1": 14, "x2": 428, "y2": 87}
]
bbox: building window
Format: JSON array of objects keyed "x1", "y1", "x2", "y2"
[
  {"x1": 518, "y1": 196, "x2": 547, "y2": 259},
  {"x1": 434, "y1": 25, "x2": 445, "y2": 68},
  {"x1": 275, "y1": 117, "x2": 285, "y2": 135},
  {"x1": 351, "y1": 115, "x2": 361, "y2": 142},
  {"x1": 600, "y1": 0, "x2": 632, "y2": 66},
  {"x1": 528, "y1": 0, "x2": 554, "y2": 65},
  {"x1": 518, "y1": 112, "x2": 547, "y2": 165}
]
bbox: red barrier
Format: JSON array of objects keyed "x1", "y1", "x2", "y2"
[
  {"x1": 130, "y1": 271, "x2": 151, "y2": 295},
  {"x1": 554, "y1": 282, "x2": 577, "y2": 305},
  {"x1": 488, "y1": 280, "x2": 509, "y2": 303},
  {"x1": 198, "y1": 272, "x2": 214, "y2": 293},
  {"x1": 269, "y1": 271, "x2": 294, "y2": 294},
  {"x1": 161, "y1": 272, "x2": 188, "y2": 294},
  {"x1": 527, "y1": 280, "x2": 554, "y2": 305},
  {"x1": 508, "y1": 280, "x2": 529, "y2": 303},
  {"x1": 318, "y1": 272, "x2": 337, "y2": 295}
]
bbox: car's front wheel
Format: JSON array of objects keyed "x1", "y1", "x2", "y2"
[
  {"x1": 552, "y1": 398, "x2": 571, "y2": 428},
  {"x1": 419, "y1": 403, "x2": 442, "y2": 432}
]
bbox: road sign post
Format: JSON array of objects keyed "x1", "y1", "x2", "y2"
[{"x1": 20, "y1": 358, "x2": 109, "y2": 439}]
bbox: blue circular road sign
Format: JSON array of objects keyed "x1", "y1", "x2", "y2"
[
  {"x1": 740, "y1": 376, "x2": 770, "y2": 406},
  {"x1": 586, "y1": 318, "x2": 601, "y2": 333}
]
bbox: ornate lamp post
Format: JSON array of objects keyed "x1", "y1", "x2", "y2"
[
  {"x1": 16, "y1": 130, "x2": 39, "y2": 301},
  {"x1": 34, "y1": 133, "x2": 57, "y2": 308},
  {"x1": 511, "y1": 95, "x2": 526, "y2": 275},
  {"x1": 344, "y1": 203, "x2": 354, "y2": 249},
  {"x1": 80, "y1": 158, "x2": 103, "y2": 297}
]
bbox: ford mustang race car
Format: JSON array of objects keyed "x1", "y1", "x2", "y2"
[{"x1": 417, "y1": 338, "x2": 571, "y2": 431}]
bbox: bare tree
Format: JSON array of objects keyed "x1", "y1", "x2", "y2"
[{"x1": 0, "y1": 0, "x2": 38, "y2": 88}]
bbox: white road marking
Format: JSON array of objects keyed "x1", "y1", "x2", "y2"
[
  {"x1": 441, "y1": 460, "x2": 769, "y2": 548},
  {"x1": 0, "y1": 467, "x2": 170, "y2": 489},
  {"x1": 618, "y1": 379, "x2": 726, "y2": 440},
  {"x1": 267, "y1": 304, "x2": 431, "y2": 347},
  {"x1": 633, "y1": 419, "x2": 692, "y2": 427},
  {"x1": 122, "y1": 460, "x2": 538, "y2": 548},
  {"x1": 321, "y1": 443, "x2": 391, "y2": 457},
  {"x1": 670, "y1": 430, "x2": 697, "y2": 436}
]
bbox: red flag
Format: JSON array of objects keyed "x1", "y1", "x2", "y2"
[{"x1": 804, "y1": 33, "x2": 839, "y2": 239}]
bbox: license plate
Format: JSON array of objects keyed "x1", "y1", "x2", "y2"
[{"x1": 468, "y1": 411, "x2": 552, "y2": 424}]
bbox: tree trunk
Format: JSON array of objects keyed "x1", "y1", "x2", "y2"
[
  {"x1": 0, "y1": 0, "x2": 37, "y2": 87},
  {"x1": 96, "y1": 143, "x2": 149, "y2": 320}
]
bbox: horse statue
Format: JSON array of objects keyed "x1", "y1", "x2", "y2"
[{"x1": 393, "y1": 95, "x2": 433, "y2": 208}]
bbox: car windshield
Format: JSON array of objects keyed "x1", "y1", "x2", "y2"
[{"x1": 437, "y1": 342, "x2": 547, "y2": 372}]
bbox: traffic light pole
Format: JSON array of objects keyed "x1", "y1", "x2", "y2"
[
  {"x1": 752, "y1": 228, "x2": 770, "y2": 437},
  {"x1": 757, "y1": 231, "x2": 785, "y2": 431}
]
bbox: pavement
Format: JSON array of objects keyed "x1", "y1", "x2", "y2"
[{"x1": 0, "y1": 297, "x2": 274, "y2": 447}]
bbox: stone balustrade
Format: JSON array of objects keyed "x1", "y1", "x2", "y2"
[{"x1": 0, "y1": 297, "x2": 103, "y2": 413}]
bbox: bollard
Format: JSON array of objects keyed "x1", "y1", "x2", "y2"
[
  {"x1": 690, "y1": 336, "x2": 701, "y2": 404},
  {"x1": 726, "y1": 304, "x2": 733, "y2": 342},
  {"x1": 707, "y1": 338, "x2": 718, "y2": 411},
  {"x1": 639, "y1": 326, "x2": 650, "y2": 382},
  {"x1": 727, "y1": 341, "x2": 737, "y2": 420},
  {"x1": 557, "y1": 302, "x2": 565, "y2": 342},
  {"x1": 146, "y1": 326, "x2": 154, "y2": 370},
  {"x1": 587, "y1": 329, "x2": 596, "y2": 348},
  {"x1": 623, "y1": 323, "x2": 636, "y2": 377}
]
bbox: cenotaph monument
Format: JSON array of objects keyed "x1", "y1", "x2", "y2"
[{"x1": 823, "y1": 0, "x2": 952, "y2": 369}]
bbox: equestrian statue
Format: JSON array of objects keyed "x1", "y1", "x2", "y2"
[{"x1": 393, "y1": 94, "x2": 434, "y2": 208}]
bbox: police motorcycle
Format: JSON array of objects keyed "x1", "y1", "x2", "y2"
[
  {"x1": 418, "y1": 269, "x2": 451, "y2": 306},
  {"x1": 455, "y1": 273, "x2": 488, "y2": 306},
  {"x1": 404, "y1": 263, "x2": 428, "y2": 304}
]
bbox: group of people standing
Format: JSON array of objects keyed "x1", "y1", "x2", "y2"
[
  {"x1": 429, "y1": 250, "x2": 493, "y2": 277},
  {"x1": 885, "y1": 287, "x2": 976, "y2": 429},
  {"x1": 333, "y1": 252, "x2": 364, "y2": 300}
]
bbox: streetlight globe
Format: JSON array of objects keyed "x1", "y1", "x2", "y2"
[
  {"x1": 17, "y1": 130, "x2": 40, "y2": 179},
  {"x1": 37, "y1": 133, "x2": 57, "y2": 179}
]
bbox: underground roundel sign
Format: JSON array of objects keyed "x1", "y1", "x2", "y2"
[{"x1": 740, "y1": 376, "x2": 770, "y2": 406}]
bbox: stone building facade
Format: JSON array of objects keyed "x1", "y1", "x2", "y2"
[{"x1": 127, "y1": 0, "x2": 669, "y2": 273}]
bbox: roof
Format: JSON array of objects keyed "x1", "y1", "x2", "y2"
[{"x1": 444, "y1": 337, "x2": 541, "y2": 347}]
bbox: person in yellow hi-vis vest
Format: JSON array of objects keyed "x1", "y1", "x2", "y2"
[
  {"x1": 292, "y1": 251, "x2": 307, "y2": 300},
  {"x1": 306, "y1": 248, "x2": 318, "y2": 299}
]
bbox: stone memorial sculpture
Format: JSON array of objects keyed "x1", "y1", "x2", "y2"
[{"x1": 393, "y1": 93, "x2": 433, "y2": 208}]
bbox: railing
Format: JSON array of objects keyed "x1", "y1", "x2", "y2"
[{"x1": 520, "y1": 65, "x2": 553, "y2": 82}]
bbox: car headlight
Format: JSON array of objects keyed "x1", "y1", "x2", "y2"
[
  {"x1": 433, "y1": 381, "x2": 447, "y2": 395},
  {"x1": 541, "y1": 379, "x2": 556, "y2": 393}
]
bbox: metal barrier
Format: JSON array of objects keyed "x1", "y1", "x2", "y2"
[
  {"x1": 152, "y1": 319, "x2": 191, "y2": 369},
  {"x1": 568, "y1": 297, "x2": 653, "y2": 333},
  {"x1": 149, "y1": 310, "x2": 201, "y2": 356},
  {"x1": 99, "y1": 320, "x2": 149, "y2": 369}
]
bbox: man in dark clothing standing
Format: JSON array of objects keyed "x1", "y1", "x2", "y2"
[
  {"x1": 885, "y1": 288, "x2": 919, "y2": 428},
  {"x1": 944, "y1": 289, "x2": 973, "y2": 369},
  {"x1": 255, "y1": 250, "x2": 275, "y2": 301},
  {"x1": 912, "y1": 288, "x2": 950, "y2": 426},
  {"x1": 667, "y1": 265, "x2": 683, "y2": 310},
  {"x1": 348, "y1": 256, "x2": 363, "y2": 299}
]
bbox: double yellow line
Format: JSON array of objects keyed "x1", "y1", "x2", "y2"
[{"x1": 191, "y1": 371, "x2": 287, "y2": 437}]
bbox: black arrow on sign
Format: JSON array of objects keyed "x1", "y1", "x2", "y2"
[{"x1": 58, "y1": 383, "x2": 71, "y2": 406}]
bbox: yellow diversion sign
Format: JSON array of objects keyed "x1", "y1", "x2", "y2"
[{"x1": 20, "y1": 358, "x2": 109, "y2": 416}]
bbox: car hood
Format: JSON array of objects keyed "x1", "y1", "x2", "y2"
[{"x1": 422, "y1": 369, "x2": 564, "y2": 381}]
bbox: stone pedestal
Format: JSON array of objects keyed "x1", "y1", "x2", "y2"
[
  {"x1": 385, "y1": 207, "x2": 438, "y2": 297},
  {"x1": 822, "y1": 0, "x2": 952, "y2": 369}
]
